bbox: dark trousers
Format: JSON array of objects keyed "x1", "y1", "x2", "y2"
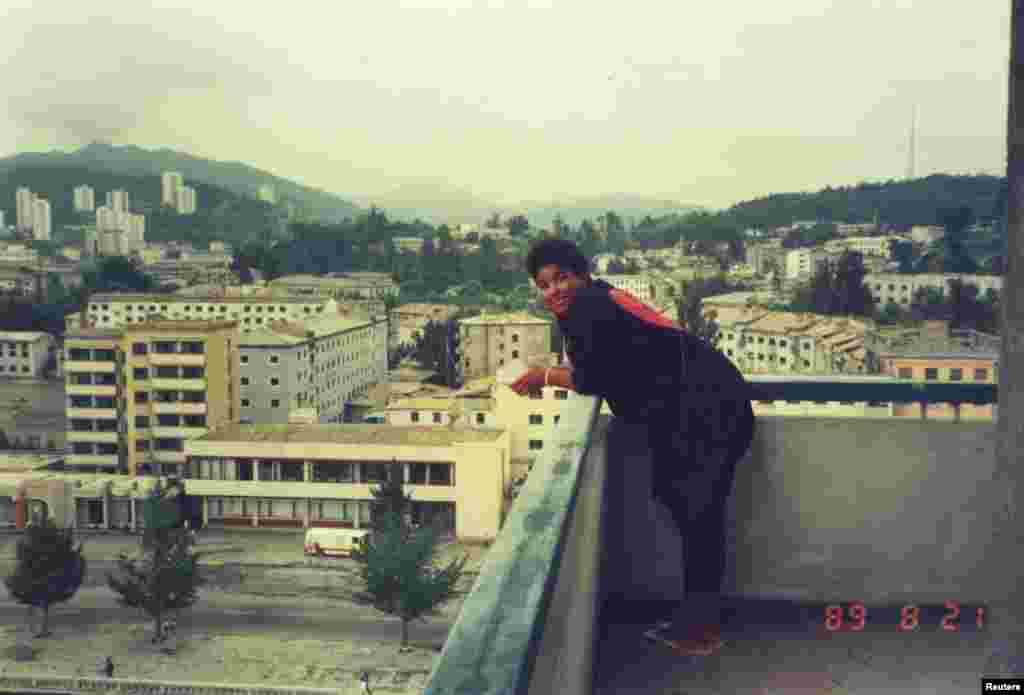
[{"x1": 648, "y1": 402, "x2": 754, "y2": 625}]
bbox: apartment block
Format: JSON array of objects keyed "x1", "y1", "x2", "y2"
[
  {"x1": 709, "y1": 305, "x2": 870, "y2": 375},
  {"x1": 459, "y1": 311, "x2": 552, "y2": 382},
  {"x1": 32, "y1": 198, "x2": 51, "y2": 241},
  {"x1": 824, "y1": 235, "x2": 898, "y2": 258},
  {"x1": 865, "y1": 272, "x2": 1003, "y2": 309},
  {"x1": 73, "y1": 185, "x2": 96, "y2": 212},
  {"x1": 238, "y1": 313, "x2": 388, "y2": 425},
  {"x1": 161, "y1": 172, "x2": 184, "y2": 207},
  {"x1": 0, "y1": 332, "x2": 54, "y2": 378},
  {"x1": 15, "y1": 188, "x2": 33, "y2": 232},
  {"x1": 910, "y1": 225, "x2": 945, "y2": 245},
  {"x1": 63, "y1": 321, "x2": 240, "y2": 476},
  {"x1": 785, "y1": 248, "x2": 829, "y2": 280},
  {"x1": 184, "y1": 422, "x2": 509, "y2": 541},
  {"x1": 591, "y1": 274, "x2": 658, "y2": 303},
  {"x1": 268, "y1": 273, "x2": 399, "y2": 300},
  {"x1": 106, "y1": 190, "x2": 129, "y2": 213},
  {"x1": 835, "y1": 223, "x2": 878, "y2": 236},
  {"x1": 86, "y1": 293, "x2": 339, "y2": 332}
]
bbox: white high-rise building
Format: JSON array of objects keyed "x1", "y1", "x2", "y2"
[
  {"x1": 0, "y1": 210, "x2": 5, "y2": 231},
  {"x1": 162, "y1": 172, "x2": 184, "y2": 207},
  {"x1": 16, "y1": 188, "x2": 34, "y2": 232},
  {"x1": 73, "y1": 185, "x2": 96, "y2": 212},
  {"x1": 177, "y1": 186, "x2": 197, "y2": 214},
  {"x1": 128, "y1": 214, "x2": 145, "y2": 246},
  {"x1": 106, "y1": 190, "x2": 129, "y2": 213},
  {"x1": 32, "y1": 198, "x2": 51, "y2": 241},
  {"x1": 96, "y1": 206, "x2": 117, "y2": 233},
  {"x1": 99, "y1": 229, "x2": 123, "y2": 256},
  {"x1": 258, "y1": 184, "x2": 277, "y2": 204}
]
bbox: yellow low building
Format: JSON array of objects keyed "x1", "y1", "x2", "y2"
[{"x1": 184, "y1": 422, "x2": 512, "y2": 542}]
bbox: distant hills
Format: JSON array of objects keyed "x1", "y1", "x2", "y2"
[
  {"x1": 353, "y1": 183, "x2": 705, "y2": 227},
  {"x1": 0, "y1": 142, "x2": 361, "y2": 223}
]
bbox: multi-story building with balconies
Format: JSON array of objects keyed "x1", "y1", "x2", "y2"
[
  {"x1": 458, "y1": 312, "x2": 552, "y2": 382},
  {"x1": 238, "y1": 313, "x2": 388, "y2": 425},
  {"x1": 0, "y1": 332, "x2": 54, "y2": 379},
  {"x1": 86, "y1": 293, "x2": 339, "y2": 332},
  {"x1": 824, "y1": 235, "x2": 898, "y2": 258},
  {"x1": 63, "y1": 321, "x2": 240, "y2": 476}
]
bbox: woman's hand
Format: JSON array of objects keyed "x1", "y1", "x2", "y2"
[{"x1": 509, "y1": 367, "x2": 548, "y2": 396}]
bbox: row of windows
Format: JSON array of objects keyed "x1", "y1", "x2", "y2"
[
  {"x1": 135, "y1": 438, "x2": 185, "y2": 452},
  {"x1": 241, "y1": 398, "x2": 283, "y2": 409},
  {"x1": 135, "y1": 391, "x2": 207, "y2": 404},
  {"x1": 190, "y1": 458, "x2": 454, "y2": 486},
  {"x1": 134, "y1": 414, "x2": 207, "y2": 428},
  {"x1": 0, "y1": 365, "x2": 32, "y2": 373},
  {"x1": 133, "y1": 366, "x2": 205, "y2": 380},
  {"x1": 69, "y1": 395, "x2": 116, "y2": 409},
  {"x1": 69, "y1": 372, "x2": 117, "y2": 386},
  {"x1": 728, "y1": 351, "x2": 813, "y2": 367},
  {"x1": 70, "y1": 442, "x2": 119, "y2": 456},
  {"x1": 132, "y1": 341, "x2": 204, "y2": 355},
  {"x1": 206, "y1": 497, "x2": 372, "y2": 522},
  {"x1": 90, "y1": 302, "x2": 321, "y2": 315},
  {"x1": 67, "y1": 348, "x2": 117, "y2": 362},
  {"x1": 897, "y1": 367, "x2": 990, "y2": 381}
]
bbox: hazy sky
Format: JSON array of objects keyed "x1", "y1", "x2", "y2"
[{"x1": 0, "y1": 0, "x2": 1012, "y2": 210}]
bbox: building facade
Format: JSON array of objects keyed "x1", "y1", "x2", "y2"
[
  {"x1": 458, "y1": 312, "x2": 552, "y2": 382},
  {"x1": 63, "y1": 321, "x2": 240, "y2": 476},
  {"x1": 184, "y1": 422, "x2": 511, "y2": 542},
  {"x1": 238, "y1": 314, "x2": 388, "y2": 425},
  {"x1": 865, "y1": 272, "x2": 1003, "y2": 309},
  {"x1": 0, "y1": 332, "x2": 54, "y2": 378},
  {"x1": 86, "y1": 293, "x2": 339, "y2": 332}
]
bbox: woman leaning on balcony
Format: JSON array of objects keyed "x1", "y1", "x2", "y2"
[{"x1": 510, "y1": 238, "x2": 755, "y2": 657}]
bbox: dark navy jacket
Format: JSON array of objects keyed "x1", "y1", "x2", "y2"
[{"x1": 557, "y1": 279, "x2": 754, "y2": 446}]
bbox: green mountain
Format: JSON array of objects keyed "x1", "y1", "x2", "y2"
[
  {"x1": 723, "y1": 175, "x2": 1008, "y2": 230},
  {"x1": 0, "y1": 142, "x2": 361, "y2": 224}
]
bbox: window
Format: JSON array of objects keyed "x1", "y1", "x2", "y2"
[
  {"x1": 270, "y1": 399, "x2": 280, "y2": 408},
  {"x1": 135, "y1": 416, "x2": 149, "y2": 428},
  {"x1": 135, "y1": 439, "x2": 150, "y2": 452},
  {"x1": 433, "y1": 412, "x2": 442, "y2": 423},
  {"x1": 529, "y1": 414, "x2": 543, "y2": 425},
  {"x1": 898, "y1": 367, "x2": 912, "y2": 379},
  {"x1": 182, "y1": 366, "x2": 204, "y2": 379},
  {"x1": 411, "y1": 412, "x2": 420, "y2": 423},
  {"x1": 925, "y1": 368, "x2": 938, "y2": 380},
  {"x1": 975, "y1": 368, "x2": 988, "y2": 381},
  {"x1": 475, "y1": 413, "x2": 485, "y2": 425},
  {"x1": 155, "y1": 366, "x2": 178, "y2": 378},
  {"x1": 133, "y1": 367, "x2": 148, "y2": 380},
  {"x1": 241, "y1": 377, "x2": 250, "y2": 386},
  {"x1": 241, "y1": 398, "x2": 251, "y2": 407},
  {"x1": 241, "y1": 355, "x2": 249, "y2": 364},
  {"x1": 950, "y1": 368, "x2": 963, "y2": 381},
  {"x1": 135, "y1": 391, "x2": 149, "y2": 404},
  {"x1": 528, "y1": 440, "x2": 544, "y2": 450},
  {"x1": 132, "y1": 342, "x2": 148, "y2": 355},
  {"x1": 269, "y1": 355, "x2": 280, "y2": 365},
  {"x1": 269, "y1": 377, "x2": 280, "y2": 387}
]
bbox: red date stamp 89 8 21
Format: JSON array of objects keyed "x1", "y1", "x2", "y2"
[{"x1": 822, "y1": 601, "x2": 986, "y2": 632}]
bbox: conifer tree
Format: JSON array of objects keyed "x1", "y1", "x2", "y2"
[
  {"x1": 106, "y1": 481, "x2": 204, "y2": 642},
  {"x1": 4, "y1": 513, "x2": 86, "y2": 638},
  {"x1": 352, "y1": 469, "x2": 467, "y2": 648}
]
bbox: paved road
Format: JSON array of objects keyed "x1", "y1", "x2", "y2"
[{"x1": 0, "y1": 587, "x2": 456, "y2": 647}]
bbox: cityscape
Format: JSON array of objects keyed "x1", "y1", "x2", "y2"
[{"x1": 0, "y1": 1, "x2": 1018, "y2": 694}]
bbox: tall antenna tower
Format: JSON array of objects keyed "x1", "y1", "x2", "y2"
[{"x1": 906, "y1": 104, "x2": 917, "y2": 180}]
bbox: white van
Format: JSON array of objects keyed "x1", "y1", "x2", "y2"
[{"x1": 304, "y1": 527, "x2": 370, "y2": 558}]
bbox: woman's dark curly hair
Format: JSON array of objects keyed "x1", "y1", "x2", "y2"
[{"x1": 524, "y1": 238, "x2": 591, "y2": 280}]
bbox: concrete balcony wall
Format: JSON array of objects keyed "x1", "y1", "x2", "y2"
[
  {"x1": 425, "y1": 376, "x2": 1000, "y2": 694},
  {"x1": 602, "y1": 415, "x2": 998, "y2": 605}
]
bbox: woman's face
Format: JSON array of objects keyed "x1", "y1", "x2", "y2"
[{"x1": 534, "y1": 264, "x2": 591, "y2": 318}]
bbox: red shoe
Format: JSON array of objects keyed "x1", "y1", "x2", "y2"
[{"x1": 645, "y1": 622, "x2": 725, "y2": 656}]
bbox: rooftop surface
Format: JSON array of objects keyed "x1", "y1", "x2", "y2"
[{"x1": 196, "y1": 422, "x2": 506, "y2": 446}]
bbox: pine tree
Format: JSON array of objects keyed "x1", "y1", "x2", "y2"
[
  {"x1": 352, "y1": 473, "x2": 467, "y2": 648},
  {"x1": 105, "y1": 481, "x2": 204, "y2": 643},
  {"x1": 3, "y1": 513, "x2": 86, "y2": 638}
]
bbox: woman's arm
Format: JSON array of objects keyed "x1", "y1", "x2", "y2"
[{"x1": 545, "y1": 366, "x2": 576, "y2": 392}]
